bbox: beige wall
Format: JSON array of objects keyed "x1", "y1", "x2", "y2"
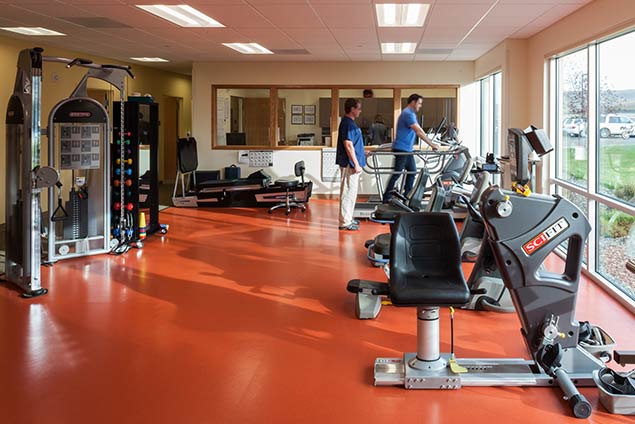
[
  {"x1": 0, "y1": 35, "x2": 192, "y2": 223},
  {"x1": 474, "y1": 39, "x2": 529, "y2": 155},
  {"x1": 192, "y1": 61, "x2": 477, "y2": 194}
]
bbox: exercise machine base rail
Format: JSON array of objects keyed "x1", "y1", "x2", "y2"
[{"x1": 375, "y1": 347, "x2": 601, "y2": 389}]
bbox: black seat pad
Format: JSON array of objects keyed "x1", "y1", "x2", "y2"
[
  {"x1": 275, "y1": 179, "x2": 299, "y2": 188},
  {"x1": 374, "y1": 204, "x2": 402, "y2": 221},
  {"x1": 373, "y1": 233, "x2": 391, "y2": 255},
  {"x1": 391, "y1": 272, "x2": 469, "y2": 305}
]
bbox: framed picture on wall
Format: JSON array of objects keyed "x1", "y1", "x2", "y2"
[
  {"x1": 291, "y1": 105, "x2": 303, "y2": 114},
  {"x1": 304, "y1": 105, "x2": 316, "y2": 115},
  {"x1": 303, "y1": 114, "x2": 315, "y2": 125},
  {"x1": 291, "y1": 114, "x2": 303, "y2": 125}
]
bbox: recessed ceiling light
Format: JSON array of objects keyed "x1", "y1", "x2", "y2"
[
  {"x1": 223, "y1": 43, "x2": 273, "y2": 55},
  {"x1": 381, "y1": 42, "x2": 417, "y2": 54},
  {"x1": 376, "y1": 4, "x2": 430, "y2": 27},
  {"x1": 136, "y1": 4, "x2": 224, "y2": 27},
  {"x1": 0, "y1": 27, "x2": 65, "y2": 36},
  {"x1": 130, "y1": 57, "x2": 169, "y2": 62}
]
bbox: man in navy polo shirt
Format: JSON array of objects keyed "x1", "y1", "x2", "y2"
[
  {"x1": 383, "y1": 94, "x2": 439, "y2": 202},
  {"x1": 336, "y1": 98, "x2": 365, "y2": 231}
]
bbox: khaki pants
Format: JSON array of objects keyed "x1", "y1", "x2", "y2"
[{"x1": 339, "y1": 166, "x2": 360, "y2": 226}]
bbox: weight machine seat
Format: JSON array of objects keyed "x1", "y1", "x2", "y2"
[
  {"x1": 196, "y1": 176, "x2": 270, "y2": 190},
  {"x1": 373, "y1": 204, "x2": 405, "y2": 221},
  {"x1": 389, "y1": 212, "x2": 469, "y2": 306}
]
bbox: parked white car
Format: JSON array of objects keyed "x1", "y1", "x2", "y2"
[
  {"x1": 599, "y1": 114, "x2": 635, "y2": 139},
  {"x1": 563, "y1": 117, "x2": 586, "y2": 137}
]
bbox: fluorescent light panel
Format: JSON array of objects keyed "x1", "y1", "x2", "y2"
[
  {"x1": 136, "y1": 4, "x2": 224, "y2": 27},
  {"x1": 130, "y1": 57, "x2": 169, "y2": 62},
  {"x1": 381, "y1": 42, "x2": 417, "y2": 54},
  {"x1": 1, "y1": 27, "x2": 65, "y2": 36},
  {"x1": 223, "y1": 43, "x2": 273, "y2": 55},
  {"x1": 376, "y1": 4, "x2": 430, "y2": 27}
]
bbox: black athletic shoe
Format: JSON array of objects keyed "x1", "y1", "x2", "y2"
[
  {"x1": 352, "y1": 219, "x2": 360, "y2": 225},
  {"x1": 339, "y1": 223, "x2": 359, "y2": 231}
]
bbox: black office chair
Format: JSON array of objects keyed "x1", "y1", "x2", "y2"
[{"x1": 268, "y1": 161, "x2": 307, "y2": 215}]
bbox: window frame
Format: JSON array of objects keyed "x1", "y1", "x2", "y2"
[
  {"x1": 211, "y1": 84, "x2": 460, "y2": 150},
  {"x1": 477, "y1": 71, "x2": 502, "y2": 157},
  {"x1": 550, "y1": 28, "x2": 635, "y2": 312}
]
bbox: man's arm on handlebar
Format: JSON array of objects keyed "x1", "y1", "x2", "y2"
[{"x1": 410, "y1": 123, "x2": 439, "y2": 150}]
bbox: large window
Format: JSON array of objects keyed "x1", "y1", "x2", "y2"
[
  {"x1": 551, "y1": 29, "x2": 635, "y2": 304},
  {"x1": 556, "y1": 49, "x2": 589, "y2": 187},
  {"x1": 478, "y1": 72, "x2": 502, "y2": 156},
  {"x1": 597, "y1": 31, "x2": 635, "y2": 205},
  {"x1": 211, "y1": 85, "x2": 458, "y2": 149}
]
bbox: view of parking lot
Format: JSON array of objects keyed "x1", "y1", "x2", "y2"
[{"x1": 555, "y1": 31, "x2": 635, "y2": 298}]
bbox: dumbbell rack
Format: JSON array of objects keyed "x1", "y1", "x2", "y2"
[
  {"x1": 111, "y1": 101, "x2": 161, "y2": 248},
  {"x1": 111, "y1": 102, "x2": 140, "y2": 244}
]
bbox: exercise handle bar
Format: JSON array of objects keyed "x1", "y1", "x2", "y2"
[{"x1": 43, "y1": 56, "x2": 135, "y2": 79}]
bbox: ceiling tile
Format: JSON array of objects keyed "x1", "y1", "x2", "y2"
[
  {"x1": 311, "y1": 4, "x2": 374, "y2": 29},
  {"x1": 382, "y1": 54, "x2": 414, "y2": 61},
  {"x1": 500, "y1": 0, "x2": 590, "y2": 4},
  {"x1": 252, "y1": 4, "x2": 323, "y2": 28},
  {"x1": 415, "y1": 53, "x2": 450, "y2": 61},
  {"x1": 283, "y1": 28, "x2": 339, "y2": 47},
  {"x1": 378, "y1": 27, "x2": 425, "y2": 43},
  {"x1": 194, "y1": 4, "x2": 274, "y2": 28},
  {"x1": 482, "y1": 3, "x2": 554, "y2": 27},
  {"x1": 512, "y1": 3, "x2": 582, "y2": 36},
  {"x1": 463, "y1": 25, "x2": 518, "y2": 43},
  {"x1": 235, "y1": 28, "x2": 300, "y2": 49},
  {"x1": 331, "y1": 28, "x2": 377, "y2": 45}
]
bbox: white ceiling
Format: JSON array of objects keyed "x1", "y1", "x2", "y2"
[{"x1": 0, "y1": 0, "x2": 593, "y2": 73}]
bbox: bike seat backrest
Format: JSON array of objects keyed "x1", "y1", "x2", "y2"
[
  {"x1": 425, "y1": 180, "x2": 447, "y2": 212},
  {"x1": 407, "y1": 168, "x2": 430, "y2": 210},
  {"x1": 389, "y1": 212, "x2": 469, "y2": 306}
]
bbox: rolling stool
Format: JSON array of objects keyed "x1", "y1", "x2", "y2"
[{"x1": 268, "y1": 161, "x2": 307, "y2": 215}]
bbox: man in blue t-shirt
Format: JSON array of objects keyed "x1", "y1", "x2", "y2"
[
  {"x1": 383, "y1": 94, "x2": 439, "y2": 202},
  {"x1": 336, "y1": 98, "x2": 365, "y2": 231}
]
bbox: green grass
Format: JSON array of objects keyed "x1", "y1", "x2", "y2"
[
  {"x1": 561, "y1": 144, "x2": 635, "y2": 191},
  {"x1": 562, "y1": 144, "x2": 635, "y2": 239}
]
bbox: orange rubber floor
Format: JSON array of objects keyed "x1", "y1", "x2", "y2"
[{"x1": 1, "y1": 199, "x2": 634, "y2": 424}]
